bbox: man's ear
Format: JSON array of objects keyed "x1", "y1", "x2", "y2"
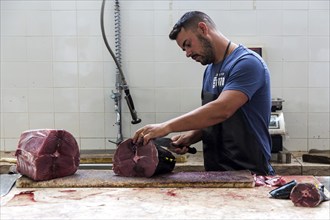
[{"x1": 198, "y1": 22, "x2": 208, "y2": 35}]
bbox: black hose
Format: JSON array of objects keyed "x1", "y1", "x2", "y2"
[{"x1": 100, "y1": 0, "x2": 141, "y2": 124}]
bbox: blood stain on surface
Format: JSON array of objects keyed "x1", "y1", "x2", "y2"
[
  {"x1": 166, "y1": 190, "x2": 177, "y2": 197},
  {"x1": 5, "y1": 191, "x2": 36, "y2": 206}
]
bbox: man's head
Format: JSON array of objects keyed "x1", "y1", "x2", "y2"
[
  {"x1": 169, "y1": 11, "x2": 217, "y2": 65},
  {"x1": 169, "y1": 11, "x2": 216, "y2": 40}
]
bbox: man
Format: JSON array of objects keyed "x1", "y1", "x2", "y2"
[{"x1": 133, "y1": 11, "x2": 274, "y2": 175}]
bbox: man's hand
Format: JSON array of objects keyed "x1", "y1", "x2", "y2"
[
  {"x1": 132, "y1": 123, "x2": 171, "y2": 145},
  {"x1": 170, "y1": 130, "x2": 202, "y2": 154}
]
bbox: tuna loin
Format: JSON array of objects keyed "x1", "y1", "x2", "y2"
[
  {"x1": 113, "y1": 138, "x2": 176, "y2": 177},
  {"x1": 290, "y1": 183, "x2": 329, "y2": 207},
  {"x1": 15, "y1": 129, "x2": 80, "y2": 181}
]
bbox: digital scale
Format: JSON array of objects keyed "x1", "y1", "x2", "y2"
[{"x1": 269, "y1": 98, "x2": 286, "y2": 153}]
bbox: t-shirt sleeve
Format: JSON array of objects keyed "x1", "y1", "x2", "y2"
[{"x1": 223, "y1": 55, "x2": 266, "y2": 100}]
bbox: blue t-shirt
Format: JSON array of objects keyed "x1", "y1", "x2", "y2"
[{"x1": 202, "y1": 44, "x2": 272, "y2": 169}]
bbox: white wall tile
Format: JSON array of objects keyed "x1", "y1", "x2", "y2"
[
  {"x1": 53, "y1": 62, "x2": 78, "y2": 87},
  {"x1": 309, "y1": 0, "x2": 330, "y2": 10},
  {"x1": 53, "y1": 37, "x2": 78, "y2": 61},
  {"x1": 53, "y1": 88, "x2": 79, "y2": 112},
  {"x1": 26, "y1": 10, "x2": 52, "y2": 36},
  {"x1": 4, "y1": 138, "x2": 20, "y2": 151},
  {"x1": 79, "y1": 88, "x2": 105, "y2": 112},
  {"x1": 267, "y1": 61, "x2": 283, "y2": 88},
  {"x1": 102, "y1": 61, "x2": 117, "y2": 88},
  {"x1": 28, "y1": 88, "x2": 54, "y2": 112},
  {"x1": 27, "y1": 62, "x2": 53, "y2": 88},
  {"x1": 174, "y1": 0, "x2": 231, "y2": 10},
  {"x1": 256, "y1": 0, "x2": 282, "y2": 10},
  {"x1": 27, "y1": 37, "x2": 52, "y2": 61},
  {"x1": 282, "y1": 88, "x2": 308, "y2": 112},
  {"x1": 126, "y1": 88, "x2": 155, "y2": 113},
  {"x1": 125, "y1": 63, "x2": 154, "y2": 88},
  {"x1": 77, "y1": 37, "x2": 104, "y2": 61},
  {"x1": 309, "y1": 37, "x2": 329, "y2": 62},
  {"x1": 228, "y1": 11, "x2": 257, "y2": 36},
  {"x1": 308, "y1": 62, "x2": 329, "y2": 87},
  {"x1": 3, "y1": 113, "x2": 29, "y2": 137},
  {"x1": 283, "y1": 1, "x2": 309, "y2": 10},
  {"x1": 1, "y1": 62, "x2": 29, "y2": 88},
  {"x1": 1, "y1": 11, "x2": 26, "y2": 36},
  {"x1": 308, "y1": 113, "x2": 329, "y2": 138},
  {"x1": 282, "y1": 62, "x2": 308, "y2": 88},
  {"x1": 156, "y1": 112, "x2": 181, "y2": 124},
  {"x1": 155, "y1": 88, "x2": 180, "y2": 113},
  {"x1": 257, "y1": 10, "x2": 282, "y2": 36},
  {"x1": 284, "y1": 112, "x2": 307, "y2": 138},
  {"x1": 230, "y1": 0, "x2": 254, "y2": 10},
  {"x1": 2, "y1": 88, "x2": 28, "y2": 112},
  {"x1": 78, "y1": 62, "x2": 104, "y2": 87},
  {"x1": 79, "y1": 113, "x2": 105, "y2": 138},
  {"x1": 154, "y1": 11, "x2": 180, "y2": 36},
  {"x1": 80, "y1": 138, "x2": 106, "y2": 150},
  {"x1": 154, "y1": 36, "x2": 186, "y2": 62},
  {"x1": 1, "y1": 37, "x2": 27, "y2": 61},
  {"x1": 76, "y1": 1, "x2": 104, "y2": 10},
  {"x1": 121, "y1": 10, "x2": 154, "y2": 36},
  {"x1": 180, "y1": 88, "x2": 201, "y2": 113},
  {"x1": 122, "y1": 36, "x2": 154, "y2": 62},
  {"x1": 0, "y1": 0, "x2": 26, "y2": 11},
  {"x1": 155, "y1": 62, "x2": 185, "y2": 88},
  {"x1": 308, "y1": 88, "x2": 329, "y2": 112},
  {"x1": 120, "y1": 1, "x2": 154, "y2": 10},
  {"x1": 309, "y1": 10, "x2": 329, "y2": 36},
  {"x1": 77, "y1": 10, "x2": 102, "y2": 36},
  {"x1": 308, "y1": 139, "x2": 329, "y2": 151},
  {"x1": 54, "y1": 113, "x2": 80, "y2": 137},
  {"x1": 259, "y1": 36, "x2": 284, "y2": 61},
  {"x1": 52, "y1": 11, "x2": 77, "y2": 36},
  {"x1": 29, "y1": 113, "x2": 54, "y2": 129},
  {"x1": 24, "y1": 1, "x2": 51, "y2": 10},
  {"x1": 284, "y1": 138, "x2": 308, "y2": 151},
  {"x1": 0, "y1": 139, "x2": 5, "y2": 151},
  {"x1": 283, "y1": 36, "x2": 308, "y2": 61},
  {"x1": 51, "y1": 0, "x2": 76, "y2": 10}
]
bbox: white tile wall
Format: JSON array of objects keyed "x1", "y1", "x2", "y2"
[{"x1": 0, "y1": 0, "x2": 329, "y2": 153}]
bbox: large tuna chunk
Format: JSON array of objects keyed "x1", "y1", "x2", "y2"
[
  {"x1": 113, "y1": 138, "x2": 176, "y2": 177},
  {"x1": 15, "y1": 129, "x2": 80, "y2": 181}
]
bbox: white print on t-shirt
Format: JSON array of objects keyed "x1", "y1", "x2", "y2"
[{"x1": 212, "y1": 72, "x2": 225, "y2": 89}]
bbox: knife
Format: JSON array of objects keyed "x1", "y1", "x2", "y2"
[
  {"x1": 153, "y1": 138, "x2": 197, "y2": 154},
  {"x1": 1, "y1": 173, "x2": 21, "y2": 197}
]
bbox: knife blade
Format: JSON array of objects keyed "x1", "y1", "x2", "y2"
[
  {"x1": 153, "y1": 138, "x2": 197, "y2": 154},
  {"x1": 1, "y1": 173, "x2": 21, "y2": 197}
]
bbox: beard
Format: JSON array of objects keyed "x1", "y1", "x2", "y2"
[{"x1": 195, "y1": 34, "x2": 215, "y2": 65}]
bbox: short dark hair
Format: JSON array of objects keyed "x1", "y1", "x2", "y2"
[{"x1": 169, "y1": 11, "x2": 216, "y2": 40}]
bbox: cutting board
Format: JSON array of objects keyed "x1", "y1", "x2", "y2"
[{"x1": 16, "y1": 170, "x2": 255, "y2": 188}]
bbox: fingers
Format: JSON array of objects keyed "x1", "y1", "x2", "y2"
[
  {"x1": 133, "y1": 126, "x2": 152, "y2": 145},
  {"x1": 173, "y1": 146, "x2": 188, "y2": 155},
  {"x1": 133, "y1": 123, "x2": 168, "y2": 145},
  {"x1": 132, "y1": 128, "x2": 146, "y2": 144}
]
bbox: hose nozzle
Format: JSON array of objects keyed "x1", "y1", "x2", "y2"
[{"x1": 124, "y1": 89, "x2": 141, "y2": 124}]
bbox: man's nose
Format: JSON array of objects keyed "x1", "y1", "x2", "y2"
[{"x1": 186, "y1": 50, "x2": 192, "y2": 57}]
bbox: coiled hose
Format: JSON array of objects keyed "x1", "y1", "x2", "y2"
[{"x1": 100, "y1": 0, "x2": 141, "y2": 144}]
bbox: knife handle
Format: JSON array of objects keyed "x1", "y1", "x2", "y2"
[
  {"x1": 187, "y1": 146, "x2": 197, "y2": 154},
  {"x1": 173, "y1": 144, "x2": 197, "y2": 154}
]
